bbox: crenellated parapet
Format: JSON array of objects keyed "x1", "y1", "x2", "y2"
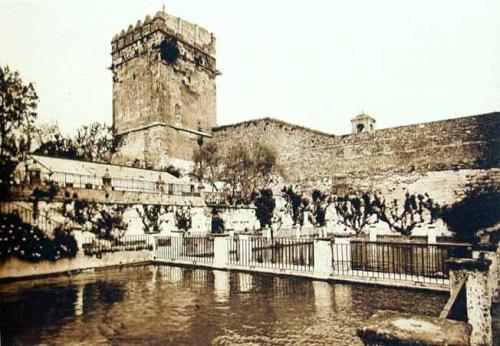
[{"x1": 111, "y1": 11, "x2": 217, "y2": 74}]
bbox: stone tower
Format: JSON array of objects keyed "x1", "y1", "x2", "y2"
[
  {"x1": 351, "y1": 112, "x2": 376, "y2": 134},
  {"x1": 111, "y1": 11, "x2": 218, "y2": 170}
]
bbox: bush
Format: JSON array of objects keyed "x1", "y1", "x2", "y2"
[
  {"x1": 441, "y1": 189, "x2": 500, "y2": 243},
  {"x1": 0, "y1": 213, "x2": 78, "y2": 262}
]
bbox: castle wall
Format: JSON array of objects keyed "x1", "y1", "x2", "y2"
[{"x1": 213, "y1": 113, "x2": 500, "y2": 195}]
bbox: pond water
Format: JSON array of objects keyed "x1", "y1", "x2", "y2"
[{"x1": 0, "y1": 265, "x2": 448, "y2": 345}]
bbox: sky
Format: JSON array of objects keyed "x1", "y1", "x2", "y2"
[{"x1": 0, "y1": 0, "x2": 499, "y2": 135}]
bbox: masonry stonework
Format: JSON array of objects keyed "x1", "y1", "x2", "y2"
[
  {"x1": 109, "y1": 11, "x2": 499, "y2": 209},
  {"x1": 111, "y1": 11, "x2": 217, "y2": 168},
  {"x1": 212, "y1": 113, "x2": 500, "y2": 199}
]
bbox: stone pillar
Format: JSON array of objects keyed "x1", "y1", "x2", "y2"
[
  {"x1": 447, "y1": 257, "x2": 493, "y2": 346},
  {"x1": 238, "y1": 233, "x2": 252, "y2": 266},
  {"x1": 369, "y1": 228, "x2": 377, "y2": 242},
  {"x1": 170, "y1": 230, "x2": 184, "y2": 259},
  {"x1": 262, "y1": 227, "x2": 272, "y2": 239},
  {"x1": 213, "y1": 234, "x2": 229, "y2": 269},
  {"x1": 358, "y1": 310, "x2": 471, "y2": 346},
  {"x1": 332, "y1": 236, "x2": 351, "y2": 273},
  {"x1": 294, "y1": 225, "x2": 301, "y2": 238},
  {"x1": 473, "y1": 244, "x2": 499, "y2": 303},
  {"x1": 149, "y1": 234, "x2": 158, "y2": 259},
  {"x1": 427, "y1": 227, "x2": 437, "y2": 244},
  {"x1": 314, "y1": 238, "x2": 333, "y2": 278}
]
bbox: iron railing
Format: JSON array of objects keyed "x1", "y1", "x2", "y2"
[
  {"x1": 81, "y1": 234, "x2": 152, "y2": 257},
  {"x1": 331, "y1": 240, "x2": 472, "y2": 285},
  {"x1": 39, "y1": 171, "x2": 197, "y2": 196},
  {"x1": 0, "y1": 201, "x2": 64, "y2": 233},
  {"x1": 229, "y1": 236, "x2": 314, "y2": 272},
  {"x1": 155, "y1": 235, "x2": 214, "y2": 264}
]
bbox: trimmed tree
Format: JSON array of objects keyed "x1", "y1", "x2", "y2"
[{"x1": 255, "y1": 188, "x2": 276, "y2": 238}]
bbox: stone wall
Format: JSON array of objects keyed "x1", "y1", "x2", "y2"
[
  {"x1": 0, "y1": 246, "x2": 152, "y2": 280},
  {"x1": 111, "y1": 11, "x2": 217, "y2": 168},
  {"x1": 212, "y1": 113, "x2": 500, "y2": 188}
]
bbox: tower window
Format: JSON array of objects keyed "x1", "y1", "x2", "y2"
[{"x1": 357, "y1": 124, "x2": 365, "y2": 133}]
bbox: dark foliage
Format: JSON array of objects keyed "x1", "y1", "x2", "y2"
[
  {"x1": 441, "y1": 189, "x2": 500, "y2": 243},
  {"x1": 211, "y1": 208, "x2": 225, "y2": 234},
  {"x1": 136, "y1": 205, "x2": 168, "y2": 234},
  {"x1": 333, "y1": 191, "x2": 440, "y2": 236},
  {"x1": 282, "y1": 186, "x2": 308, "y2": 226},
  {"x1": 30, "y1": 184, "x2": 59, "y2": 216},
  {"x1": 174, "y1": 206, "x2": 193, "y2": 232},
  {"x1": 63, "y1": 199, "x2": 128, "y2": 241},
  {"x1": 0, "y1": 213, "x2": 77, "y2": 263},
  {"x1": 0, "y1": 65, "x2": 38, "y2": 197},
  {"x1": 160, "y1": 165, "x2": 182, "y2": 178},
  {"x1": 160, "y1": 37, "x2": 180, "y2": 64},
  {"x1": 255, "y1": 189, "x2": 276, "y2": 230},
  {"x1": 34, "y1": 122, "x2": 118, "y2": 163},
  {"x1": 311, "y1": 189, "x2": 330, "y2": 227}
]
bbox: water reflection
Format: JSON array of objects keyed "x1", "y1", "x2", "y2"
[
  {"x1": 238, "y1": 272, "x2": 254, "y2": 293},
  {"x1": 0, "y1": 265, "x2": 447, "y2": 345},
  {"x1": 313, "y1": 281, "x2": 333, "y2": 317},
  {"x1": 75, "y1": 285, "x2": 84, "y2": 317},
  {"x1": 213, "y1": 270, "x2": 230, "y2": 303},
  {"x1": 334, "y1": 283, "x2": 353, "y2": 311},
  {"x1": 159, "y1": 265, "x2": 183, "y2": 284}
]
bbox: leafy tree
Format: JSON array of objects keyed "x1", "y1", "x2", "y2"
[
  {"x1": 34, "y1": 122, "x2": 118, "y2": 163},
  {"x1": 282, "y1": 186, "x2": 308, "y2": 226},
  {"x1": 255, "y1": 189, "x2": 276, "y2": 237},
  {"x1": 62, "y1": 199, "x2": 128, "y2": 240},
  {"x1": 377, "y1": 193, "x2": 440, "y2": 236},
  {"x1": 174, "y1": 205, "x2": 193, "y2": 232},
  {"x1": 332, "y1": 191, "x2": 440, "y2": 236},
  {"x1": 333, "y1": 193, "x2": 376, "y2": 234},
  {"x1": 192, "y1": 141, "x2": 225, "y2": 192},
  {"x1": 192, "y1": 141, "x2": 280, "y2": 205},
  {"x1": 136, "y1": 205, "x2": 169, "y2": 234},
  {"x1": 73, "y1": 122, "x2": 118, "y2": 162},
  {"x1": 441, "y1": 187, "x2": 500, "y2": 244},
  {"x1": 0, "y1": 66, "x2": 38, "y2": 195},
  {"x1": 311, "y1": 189, "x2": 331, "y2": 227},
  {"x1": 33, "y1": 122, "x2": 77, "y2": 158}
]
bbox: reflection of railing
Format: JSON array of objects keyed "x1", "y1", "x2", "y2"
[
  {"x1": 0, "y1": 201, "x2": 63, "y2": 233},
  {"x1": 39, "y1": 171, "x2": 197, "y2": 196},
  {"x1": 229, "y1": 237, "x2": 314, "y2": 272},
  {"x1": 155, "y1": 235, "x2": 215, "y2": 263},
  {"x1": 331, "y1": 240, "x2": 472, "y2": 285},
  {"x1": 82, "y1": 234, "x2": 152, "y2": 257}
]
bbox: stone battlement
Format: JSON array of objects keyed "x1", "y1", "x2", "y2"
[{"x1": 111, "y1": 11, "x2": 215, "y2": 58}]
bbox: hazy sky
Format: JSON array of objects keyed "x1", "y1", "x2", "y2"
[{"x1": 0, "y1": 0, "x2": 499, "y2": 135}]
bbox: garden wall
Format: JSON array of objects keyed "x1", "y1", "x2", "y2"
[{"x1": 0, "y1": 248, "x2": 151, "y2": 281}]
